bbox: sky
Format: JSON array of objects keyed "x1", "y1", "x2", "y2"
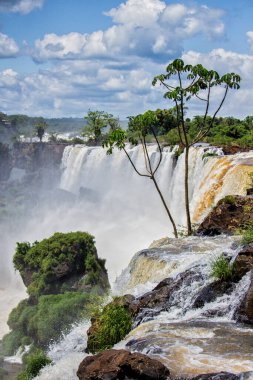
[{"x1": 0, "y1": 0, "x2": 252, "y2": 118}]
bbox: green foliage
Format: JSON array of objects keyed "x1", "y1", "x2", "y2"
[
  {"x1": 210, "y1": 255, "x2": 235, "y2": 281},
  {"x1": 34, "y1": 121, "x2": 47, "y2": 142},
  {"x1": 17, "y1": 349, "x2": 51, "y2": 380},
  {"x1": 1, "y1": 330, "x2": 25, "y2": 356},
  {"x1": 202, "y1": 152, "x2": 219, "y2": 160},
  {"x1": 223, "y1": 195, "x2": 236, "y2": 206},
  {"x1": 3, "y1": 292, "x2": 96, "y2": 354},
  {"x1": 13, "y1": 232, "x2": 99, "y2": 297},
  {"x1": 87, "y1": 302, "x2": 132, "y2": 353},
  {"x1": 241, "y1": 222, "x2": 253, "y2": 245},
  {"x1": 82, "y1": 110, "x2": 119, "y2": 144}
]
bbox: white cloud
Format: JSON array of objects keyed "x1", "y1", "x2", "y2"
[
  {"x1": 0, "y1": 0, "x2": 44, "y2": 14},
  {"x1": 0, "y1": 33, "x2": 19, "y2": 57},
  {"x1": 182, "y1": 48, "x2": 253, "y2": 117},
  {"x1": 32, "y1": 0, "x2": 225, "y2": 62},
  {"x1": 247, "y1": 31, "x2": 253, "y2": 52}
]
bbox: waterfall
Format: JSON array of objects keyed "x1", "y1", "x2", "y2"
[{"x1": 1, "y1": 144, "x2": 253, "y2": 378}]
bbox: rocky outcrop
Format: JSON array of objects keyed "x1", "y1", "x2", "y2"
[
  {"x1": 234, "y1": 244, "x2": 253, "y2": 278},
  {"x1": 12, "y1": 142, "x2": 66, "y2": 172},
  {"x1": 237, "y1": 270, "x2": 253, "y2": 324},
  {"x1": 190, "y1": 372, "x2": 240, "y2": 380},
  {"x1": 77, "y1": 349, "x2": 171, "y2": 380},
  {"x1": 197, "y1": 195, "x2": 253, "y2": 236},
  {"x1": 192, "y1": 280, "x2": 235, "y2": 309}
]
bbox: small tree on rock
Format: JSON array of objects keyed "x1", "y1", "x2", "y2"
[
  {"x1": 103, "y1": 110, "x2": 178, "y2": 238},
  {"x1": 153, "y1": 59, "x2": 241, "y2": 236}
]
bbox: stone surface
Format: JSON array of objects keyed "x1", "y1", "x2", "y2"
[
  {"x1": 234, "y1": 244, "x2": 253, "y2": 278},
  {"x1": 237, "y1": 270, "x2": 253, "y2": 324},
  {"x1": 190, "y1": 372, "x2": 240, "y2": 380},
  {"x1": 77, "y1": 349, "x2": 170, "y2": 380},
  {"x1": 197, "y1": 195, "x2": 253, "y2": 236},
  {"x1": 193, "y1": 280, "x2": 235, "y2": 309}
]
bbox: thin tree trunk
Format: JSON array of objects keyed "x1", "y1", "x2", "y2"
[
  {"x1": 184, "y1": 146, "x2": 192, "y2": 235},
  {"x1": 151, "y1": 175, "x2": 178, "y2": 238}
]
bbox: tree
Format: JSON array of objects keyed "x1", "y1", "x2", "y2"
[
  {"x1": 82, "y1": 110, "x2": 114, "y2": 144},
  {"x1": 103, "y1": 110, "x2": 178, "y2": 238},
  {"x1": 153, "y1": 59, "x2": 241, "y2": 235},
  {"x1": 34, "y1": 120, "x2": 47, "y2": 142}
]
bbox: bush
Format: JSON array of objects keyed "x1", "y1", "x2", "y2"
[
  {"x1": 17, "y1": 349, "x2": 51, "y2": 380},
  {"x1": 241, "y1": 222, "x2": 253, "y2": 245},
  {"x1": 4, "y1": 292, "x2": 96, "y2": 353},
  {"x1": 13, "y1": 231, "x2": 106, "y2": 297},
  {"x1": 210, "y1": 255, "x2": 235, "y2": 281},
  {"x1": 87, "y1": 302, "x2": 132, "y2": 353},
  {"x1": 223, "y1": 195, "x2": 236, "y2": 206}
]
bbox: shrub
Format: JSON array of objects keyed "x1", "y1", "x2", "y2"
[
  {"x1": 241, "y1": 222, "x2": 253, "y2": 245},
  {"x1": 223, "y1": 195, "x2": 236, "y2": 206},
  {"x1": 13, "y1": 232, "x2": 106, "y2": 297},
  {"x1": 210, "y1": 255, "x2": 235, "y2": 281},
  {"x1": 202, "y1": 152, "x2": 219, "y2": 160},
  {"x1": 17, "y1": 349, "x2": 51, "y2": 380},
  {"x1": 4, "y1": 292, "x2": 96, "y2": 353},
  {"x1": 87, "y1": 302, "x2": 132, "y2": 353}
]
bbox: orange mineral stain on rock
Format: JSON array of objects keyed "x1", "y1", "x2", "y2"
[{"x1": 193, "y1": 158, "x2": 234, "y2": 222}]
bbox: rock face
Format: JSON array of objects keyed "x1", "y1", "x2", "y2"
[
  {"x1": 197, "y1": 195, "x2": 253, "y2": 236},
  {"x1": 191, "y1": 372, "x2": 240, "y2": 380},
  {"x1": 237, "y1": 270, "x2": 253, "y2": 323},
  {"x1": 77, "y1": 349, "x2": 170, "y2": 380},
  {"x1": 234, "y1": 244, "x2": 253, "y2": 278}
]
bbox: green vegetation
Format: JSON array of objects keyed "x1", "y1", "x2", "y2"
[
  {"x1": 13, "y1": 231, "x2": 106, "y2": 297},
  {"x1": 223, "y1": 195, "x2": 236, "y2": 206},
  {"x1": 1, "y1": 292, "x2": 99, "y2": 355},
  {"x1": 103, "y1": 110, "x2": 179, "y2": 238},
  {"x1": 17, "y1": 349, "x2": 51, "y2": 380},
  {"x1": 202, "y1": 152, "x2": 219, "y2": 160},
  {"x1": 87, "y1": 301, "x2": 132, "y2": 353},
  {"x1": 153, "y1": 59, "x2": 240, "y2": 236},
  {"x1": 241, "y1": 222, "x2": 253, "y2": 245},
  {"x1": 82, "y1": 110, "x2": 117, "y2": 144},
  {"x1": 210, "y1": 255, "x2": 235, "y2": 281},
  {"x1": 34, "y1": 121, "x2": 47, "y2": 142},
  {"x1": 1, "y1": 232, "x2": 109, "y2": 357}
]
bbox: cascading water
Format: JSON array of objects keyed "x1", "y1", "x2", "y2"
[{"x1": 1, "y1": 145, "x2": 253, "y2": 379}]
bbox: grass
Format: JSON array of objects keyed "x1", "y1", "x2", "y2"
[
  {"x1": 17, "y1": 349, "x2": 51, "y2": 380},
  {"x1": 210, "y1": 255, "x2": 235, "y2": 281},
  {"x1": 87, "y1": 301, "x2": 132, "y2": 353},
  {"x1": 241, "y1": 222, "x2": 253, "y2": 245}
]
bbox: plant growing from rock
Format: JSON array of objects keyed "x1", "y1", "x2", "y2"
[
  {"x1": 17, "y1": 349, "x2": 51, "y2": 380},
  {"x1": 87, "y1": 299, "x2": 132, "y2": 353},
  {"x1": 210, "y1": 255, "x2": 235, "y2": 281},
  {"x1": 241, "y1": 222, "x2": 253, "y2": 245},
  {"x1": 153, "y1": 59, "x2": 241, "y2": 236},
  {"x1": 103, "y1": 110, "x2": 178, "y2": 238}
]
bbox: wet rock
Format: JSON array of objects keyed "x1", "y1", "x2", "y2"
[
  {"x1": 234, "y1": 244, "x2": 253, "y2": 278},
  {"x1": 77, "y1": 349, "x2": 171, "y2": 380},
  {"x1": 193, "y1": 280, "x2": 235, "y2": 309},
  {"x1": 197, "y1": 195, "x2": 253, "y2": 236},
  {"x1": 237, "y1": 270, "x2": 253, "y2": 324},
  {"x1": 190, "y1": 372, "x2": 240, "y2": 380},
  {"x1": 133, "y1": 269, "x2": 204, "y2": 325}
]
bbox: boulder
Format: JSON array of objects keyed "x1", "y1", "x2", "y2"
[
  {"x1": 192, "y1": 280, "x2": 235, "y2": 309},
  {"x1": 237, "y1": 270, "x2": 253, "y2": 324},
  {"x1": 234, "y1": 244, "x2": 253, "y2": 278},
  {"x1": 197, "y1": 195, "x2": 253, "y2": 236},
  {"x1": 190, "y1": 372, "x2": 240, "y2": 380},
  {"x1": 77, "y1": 349, "x2": 170, "y2": 380}
]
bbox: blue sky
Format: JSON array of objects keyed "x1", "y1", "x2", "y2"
[{"x1": 0, "y1": 0, "x2": 252, "y2": 118}]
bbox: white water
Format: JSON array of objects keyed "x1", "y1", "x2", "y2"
[{"x1": 1, "y1": 145, "x2": 253, "y2": 377}]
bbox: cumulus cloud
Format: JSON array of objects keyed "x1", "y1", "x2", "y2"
[
  {"x1": 182, "y1": 48, "x2": 253, "y2": 117},
  {"x1": 247, "y1": 31, "x2": 253, "y2": 52},
  {"x1": 0, "y1": 33, "x2": 19, "y2": 57},
  {"x1": 32, "y1": 0, "x2": 225, "y2": 62},
  {"x1": 0, "y1": 0, "x2": 44, "y2": 14}
]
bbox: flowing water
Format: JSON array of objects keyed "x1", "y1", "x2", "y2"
[{"x1": 1, "y1": 145, "x2": 253, "y2": 379}]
